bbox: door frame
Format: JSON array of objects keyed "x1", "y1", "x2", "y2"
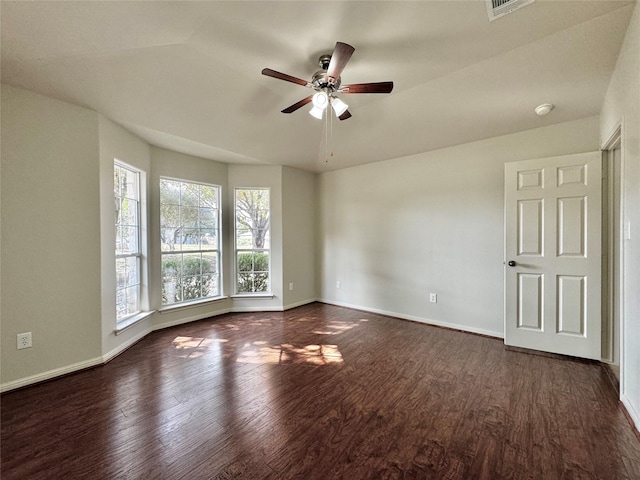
[{"x1": 601, "y1": 121, "x2": 625, "y2": 384}]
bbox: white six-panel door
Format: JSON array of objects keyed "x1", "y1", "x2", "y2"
[{"x1": 504, "y1": 152, "x2": 601, "y2": 359}]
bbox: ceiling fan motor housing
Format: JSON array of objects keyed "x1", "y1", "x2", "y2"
[
  {"x1": 318, "y1": 54, "x2": 332, "y2": 70},
  {"x1": 312, "y1": 69, "x2": 341, "y2": 90}
]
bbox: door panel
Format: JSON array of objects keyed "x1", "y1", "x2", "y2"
[
  {"x1": 518, "y1": 199, "x2": 543, "y2": 255},
  {"x1": 505, "y1": 152, "x2": 601, "y2": 359},
  {"x1": 517, "y1": 273, "x2": 543, "y2": 330}
]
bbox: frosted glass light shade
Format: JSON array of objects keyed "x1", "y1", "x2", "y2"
[
  {"x1": 309, "y1": 106, "x2": 324, "y2": 119},
  {"x1": 331, "y1": 97, "x2": 348, "y2": 116},
  {"x1": 312, "y1": 92, "x2": 329, "y2": 109}
]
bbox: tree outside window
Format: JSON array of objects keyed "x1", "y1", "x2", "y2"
[
  {"x1": 160, "y1": 179, "x2": 221, "y2": 305},
  {"x1": 235, "y1": 188, "x2": 270, "y2": 293}
]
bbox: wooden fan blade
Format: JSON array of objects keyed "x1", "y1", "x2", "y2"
[
  {"x1": 326, "y1": 42, "x2": 355, "y2": 84},
  {"x1": 338, "y1": 110, "x2": 352, "y2": 121},
  {"x1": 282, "y1": 95, "x2": 313, "y2": 114},
  {"x1": 341, "y1": 82, "x2": 394, "y2": 94},
  {"x1": 262, "y1": 68, "x2": 311, "y2": 88}
]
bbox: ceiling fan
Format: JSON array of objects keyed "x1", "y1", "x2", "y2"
[{"x1": 262, "y1": 42, "x2": 393, "y2": 121}]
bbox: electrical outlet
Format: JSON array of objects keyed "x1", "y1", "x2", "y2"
[
  {"x1": 17, "y1": 332, "x2": 32, "y2": 350},
  {"x1": 289, "y1": 282, "x2": 294, "y2": 291},
  {"x1": 429, "y1": 293, "x2": 437, "y2": 303},
  {"x1": 336, "y1": 281, "x2": 341, "y2": 289}
]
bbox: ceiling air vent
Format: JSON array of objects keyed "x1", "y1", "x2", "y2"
[{"x1": 487, "y1": 0, "x2": 534, "y2": 21}]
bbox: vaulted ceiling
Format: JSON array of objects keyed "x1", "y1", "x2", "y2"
[{"x1": 1, "y1": 1, "x2": 634, "y2": 172}]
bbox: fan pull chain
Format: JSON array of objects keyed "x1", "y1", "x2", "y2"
[
  {"x1": 330, "y1": 108, "x2": 334, "y2": 158},
  {"x1": 325, "y1": 108, "x2": 329, "y2": 163}
]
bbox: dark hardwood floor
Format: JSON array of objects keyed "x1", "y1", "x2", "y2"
[{"x1": 2, "y1": 303, "x2": 640, "y2": 479}]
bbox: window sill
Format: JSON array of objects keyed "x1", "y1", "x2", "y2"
[
  {"x1": 230, "y1": 293, "x2": 275, "y2": 299},
  {"x1": 115, "y1": 310, "x2": 155, "y2": 335},
  {"x1": 158, "y1": 296, "x2": 229, "y2": 314}
]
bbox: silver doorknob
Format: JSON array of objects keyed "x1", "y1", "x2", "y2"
[{"x1": 508, "y1": 260, "x2": 516, "y2": 267}]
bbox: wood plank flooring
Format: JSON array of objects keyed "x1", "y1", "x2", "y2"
[{"x1": 2, "y1": 302, "x2": 640, "y2": 479}]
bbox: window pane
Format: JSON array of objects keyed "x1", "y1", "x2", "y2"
[
  {"x1": 236, "y1": 251, "x2": 269, "y2": 293},
  {"x1": 200, "y1": 185, "x2": 218, "y2": 209},
  {"x1": 237, "y1": 251, "x2": 254, "y2": 273},
  {"x1": 162, "y1": 253, "x2": 182, "y2": 276},
  {"x1": 236, "y1": 228, "x2": 253, "y2": 249},
  {"x1": 202, "y1": 252, "x2": 218, "y2": 274},
  {"x1": 182, "y1": 275, "x2": 201, "y2": 301},
  {"x1": 116, "y1": 289, "x2": 127, "y2": 318},
  {"x1": 125, "y1": 286, "x2": 139, "y2": 315},
  {"x1": 180, "y1": 206, "x2": 198, "y2": 229},
  {"x1": 120, "y1": 198, "x2": 138, "y2": 226},
  {"x1": 181, "y1": 183, "x2": 198, "y2": 207},
  {"x1": 256, "y1": 227, "x2": 270, "y2": 249},
  {"x1": 237, "y1": 272, "x2": 253, "y2": 293},
  {"x1": 114, "y1": 167, "x2": 123, "y2": 197},
  {"x1": 254, "y1": 272, "x2": 269, "y2": 292},
  {"x1": 122, "y1": 169, "x2": 139, "y2": 201},
  {"x1": 254, "y1": 251, "x2": 269, "y2": 273},
  {"x1": 199, "y1": 229, "x2": 217, "y2": 250},
  {"x1": 125, "y1": 256, "x2": 139, "y2": 287},
  {"x1": 202, "y1": 273, "x2": 219, "y2": 297},
  {"x1": 160, "y1": 179, "x2": 180, "y2": 205},
  {"x1": 160, "y1": 204, "x2": 180, "y2": 229},
  {"x1": 182, "y1": 253, "x2": 202, "y2": 276},
  {"x1": 121, "y1": 226, "x2": 138, "y2": 255},
  {"x1": 199, "y1": 208, "x2": 217, "y2": 229},
  {"x1": 162, "y1": 253, "x2": 181, "y2": 305},
  {"x1": 116, "y1": 258, "x2": 127, "y2": 290},
  {"x1": 160, "y1": 179, "x2": 220, "y2": 305},
  {"x1": 179, "y1": 229, "x2": 198, "y2": 251}
]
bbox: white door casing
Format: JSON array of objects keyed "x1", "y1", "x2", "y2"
[{"x1": 504, "y1": 152, "x2": 602, "y2": 359}]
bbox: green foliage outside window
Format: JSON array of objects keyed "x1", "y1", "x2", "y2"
[
  {"x1": 162, "y1": 256, "x2": 216, "y2": 304},
  {"x1": 237, "y1": 252, "x2": 269, "y2": 293}
]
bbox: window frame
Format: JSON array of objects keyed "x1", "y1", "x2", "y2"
[
  {"x1": 160, "y1": 177, "x2": 222, "y2": 307},
  {"x1": 234, "y1": 187, "x2": 271, "y2": 295},
  {"x1": 114, "y1": 161, "x2": 143, "y2": 324}
]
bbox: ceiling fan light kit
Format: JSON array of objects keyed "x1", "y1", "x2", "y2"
[{"x1": 262, "y1": 41, "x2": 393, "y2": 121}]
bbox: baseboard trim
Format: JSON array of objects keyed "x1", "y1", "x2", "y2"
[
  {"x1": 103, "y1": 327, "x2": 153, "y2": 364},
  {"x1": 621, "y1": 394, "x2": 640, "y2": 441},
  {"x1": 602, "y1": 363, "x2": 621, "y2": 395},
  {"x1": 318, "y1": 299, "x2": 504, "y2": 339},
  {"x1": 0, "y1": 356, "x2": 104, "y2": 393},
  {"x1": 152, "y1": 308, "x2": 231, "y2": 331},
  {"x1": 283, "y1": 299, "x2": 318, "y2": 311}
]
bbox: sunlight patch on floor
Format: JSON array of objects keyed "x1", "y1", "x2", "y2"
[
  {"x1": 236, "y1": 343, "x2": 343, "y2": 365},
  {"x1": 312, "y1": 320, "x2": 362, "y2": 336},
  {"x1": 172, "y1": 336, "x2": 227, "y2": 359}
]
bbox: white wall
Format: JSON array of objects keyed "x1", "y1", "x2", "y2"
[
  {"x1": 149, "y1": 146, "x2": 232, "y2": 329},
  {"x1": 99, "y1": 116, "x2": 153, "y2": 358},
  {"x1": 1, "y1": 85, "x2": 102, "y2": 388},
  {"x1": 282, "y1": 166, "x2": 317, "y2": 308},
  {"x1": 600, "y1": 1, "x2": 640, "y2": 430},
  {"x1": 319, "y1": 116, "x2": 600, "y2": 337}
]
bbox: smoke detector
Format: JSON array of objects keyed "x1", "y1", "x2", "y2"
[
  {"x1": 487, "y1": 0, "x2": 535, "y2": 21},
  {"x1": 534, "y1": 103, "x2": 554, "y2": 116}
]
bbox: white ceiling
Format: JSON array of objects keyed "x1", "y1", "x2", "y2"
[{"x1": 1, "y1": 1, "x2": 634, "y2": 172}]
